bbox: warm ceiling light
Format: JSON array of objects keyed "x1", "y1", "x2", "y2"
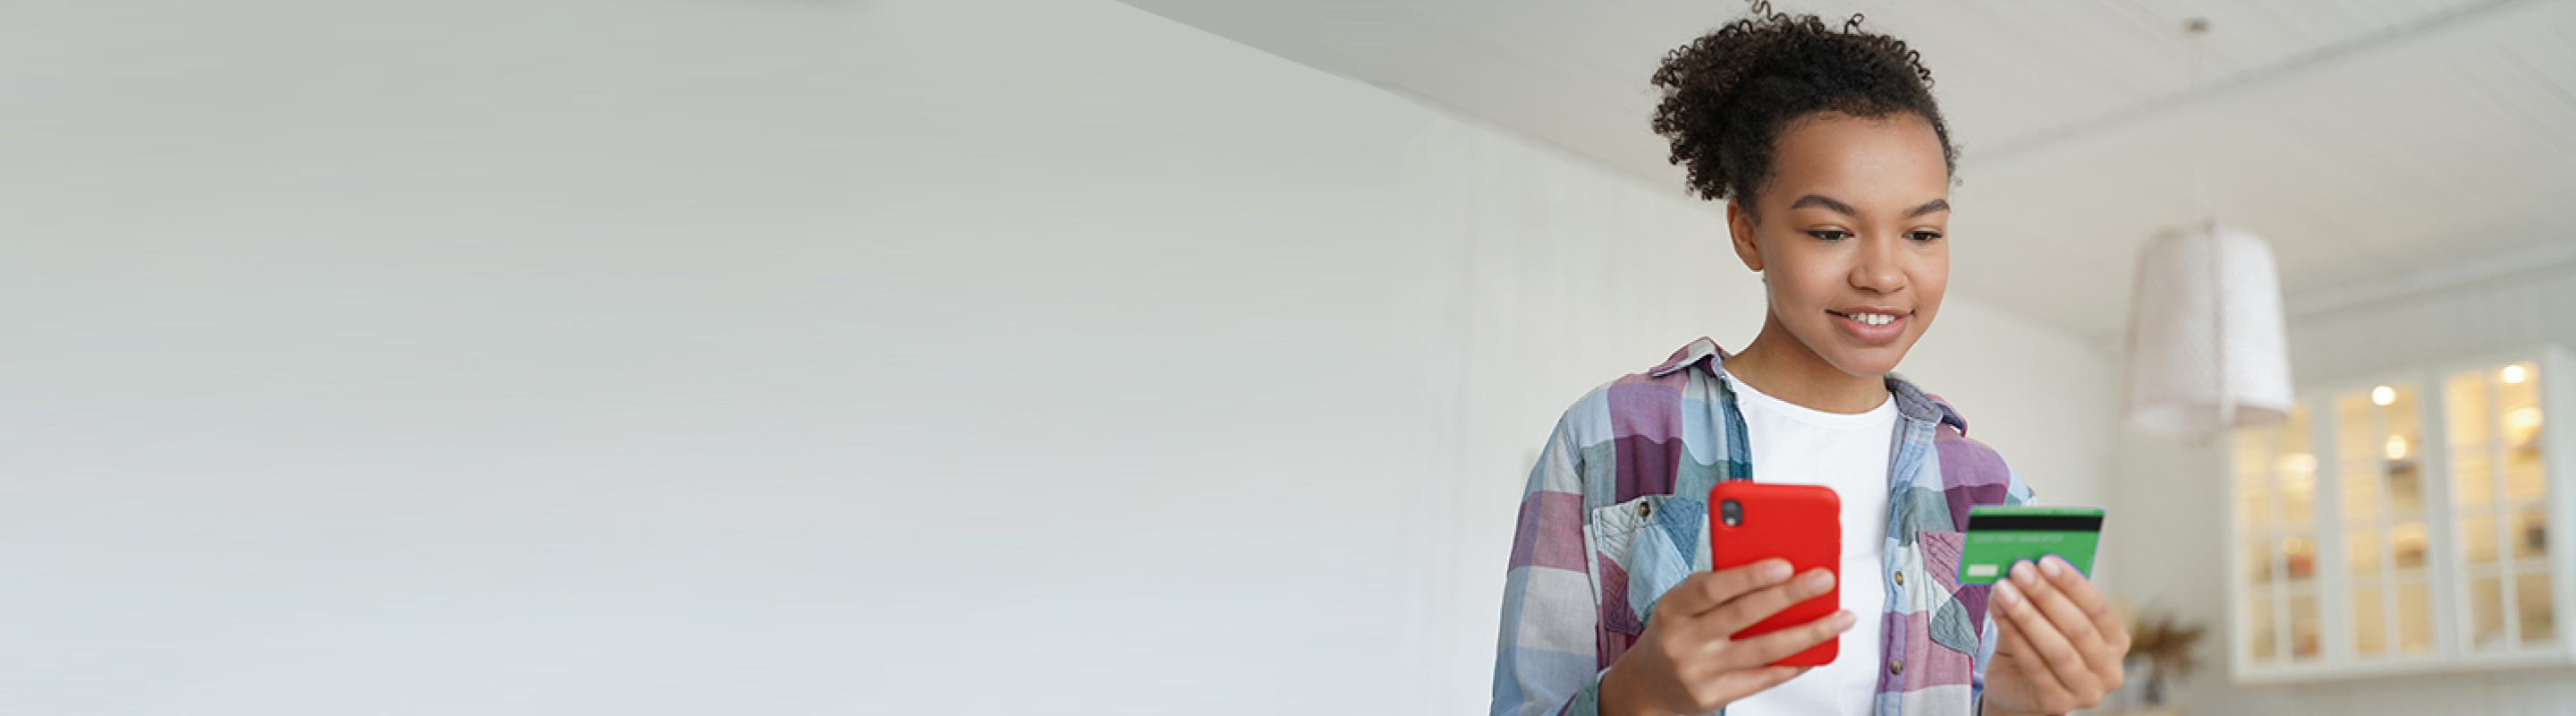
[
  {"x1": 2503, "y1": 365, "x2": 2529, "y2": 385},
  {"x1": 2385, "y1": 436, "x2": 2409, "y2": 460},
  {"x1": 2373, "y1": 386, "x2": 2396, "y2": 405}
]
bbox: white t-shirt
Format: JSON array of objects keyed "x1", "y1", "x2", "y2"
[{"x1": 1717, "y1": 367, "x2": 1895, "y2": 716}]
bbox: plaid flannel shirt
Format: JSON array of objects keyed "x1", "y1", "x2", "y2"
[{"x1": 1491, "y1": 337, "x2": 2033, "y2": 716}]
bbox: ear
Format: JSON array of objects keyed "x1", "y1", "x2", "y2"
[{"x1": 1727, "y1": 199, "x2": 1763, "y2": 273}]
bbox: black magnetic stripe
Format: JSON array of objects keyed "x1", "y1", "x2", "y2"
[{"x1": 1965, "y1": 514, "x2": 2104, "y2": 533}]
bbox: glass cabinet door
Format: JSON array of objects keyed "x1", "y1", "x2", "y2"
[
  {"x1": 2342, "y1": 382, "x2": 2435, "y2": 658},
  {"x1": 2238, "y1": 403, "x2": 2318, "y2": 663},
  {"x1": 2450, "y1": 362, "x2": 2553, "y2": 652},
  {"x1": 2233, "y1": 354, "x2": 2569, "y2": 681}
]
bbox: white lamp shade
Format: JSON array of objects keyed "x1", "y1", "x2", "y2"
[{"x1": 2123, "y1": 223, "x2": 2294, "y2": 441}]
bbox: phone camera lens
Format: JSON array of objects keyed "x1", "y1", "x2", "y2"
[{"x1": 1719, "y1": 499, "x2": 1742, "y2": 526}]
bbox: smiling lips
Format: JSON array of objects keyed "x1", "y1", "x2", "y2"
[{"x1": 1827, "y1": 308, "x2": 1910, "y2": 343}]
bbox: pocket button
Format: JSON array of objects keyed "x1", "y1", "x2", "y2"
[{"x1": 1638, "y1": 502, "x2": 1652, "y2": 517}]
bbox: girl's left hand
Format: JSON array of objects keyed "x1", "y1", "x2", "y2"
[{"x1": 1980, "y1": 555, "x2": 2131, "y2": 716}]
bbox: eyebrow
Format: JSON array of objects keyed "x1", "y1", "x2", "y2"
[{"x1": 1786, "y1": 194, "x2": 1951, "y2": 218}]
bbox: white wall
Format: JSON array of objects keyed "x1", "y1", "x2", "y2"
[
  {"x1": 2108, "y1": 261, "x2": 2576, "y2": 715},
  {"x1": 0, "y1": 0, "x2": 1450, "y2": 712},
  {"x1": 0, "y1": 1, "x2": 2126, "y2": 713}
]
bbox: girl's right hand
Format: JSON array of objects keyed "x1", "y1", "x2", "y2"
[{"x1": 1597, "y1": 559, "x2": 1855, "y2": 716}]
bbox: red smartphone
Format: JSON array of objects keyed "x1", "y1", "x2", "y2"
[{"x1": 1706, "y1": 481, "x2": 1841, "y2": 667}]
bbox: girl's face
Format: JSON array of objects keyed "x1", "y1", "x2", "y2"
[{"x1": 1727, "y1": 113, "x2": 1951, "y2": 378}]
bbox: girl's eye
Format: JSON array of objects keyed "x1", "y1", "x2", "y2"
[
  {"x1": 1908, "y1": 231, "x2": 1944, "y2": 243},
  {"x1": 1807, "y1": 230, "x2": 1852, "y2": 241}
]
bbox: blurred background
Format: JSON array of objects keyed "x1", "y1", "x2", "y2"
[{"x1": 4, "y1": 0, "x2": 2573, "y2": 713}]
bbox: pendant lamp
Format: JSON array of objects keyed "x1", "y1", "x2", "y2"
[
  {"x1": 2119, "y1": 17, "x2": 2295, "y2": 441},
  {"x1": 2122, "y1": 223, "x2": 2292, "y2": 440}
]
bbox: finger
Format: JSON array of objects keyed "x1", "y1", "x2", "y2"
[
  {"x1": 1993, "y1": 609, "x2": 2072, "y2": 706},
  {"x1": 2042, "y1": 555, "x2": 2132, "y2": 687},
  {"x1": 1725, "y1": 609, "x2": 1858, "y2": 669},
  {"x1": 2015, "y1": 559, "x2": 2109, "y2": 658},
  {"x1": 1995, "y1": 571, "x2": 2106, "y2": 701},
  {"x1": 2017, "y1": 562, "x2": 2124, "y2": 697},
  {"x1": 2045, "y1": 555, "x2": 2133, "y2": 653},
  {"x1": 1663, "y1": 559, "x2": 1796, "y2": 618},
  {"x1": 1706, "y1": 568, "x2": 1837, "y2": 635}
]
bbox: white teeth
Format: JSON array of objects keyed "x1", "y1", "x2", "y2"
[{"x1": 1843, "y1": 312, "x2": 1897, "y2": 327}]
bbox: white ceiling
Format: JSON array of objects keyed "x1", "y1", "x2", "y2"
[{"x1": 1121, "y1": 0, "x2": 2576, "y2": 343}]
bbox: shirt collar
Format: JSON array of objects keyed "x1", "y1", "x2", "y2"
[{"x1": 1649, "y1": 337, "x2": 1970, "y2": 435}]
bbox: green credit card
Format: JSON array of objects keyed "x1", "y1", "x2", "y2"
[{"x1": 1957, "y1": 506, "x2": 2104, "y2": 585}]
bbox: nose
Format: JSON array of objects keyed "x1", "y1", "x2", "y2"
[{"x1": 1849, "y1": 234, "x2": 1907, "y2": 294}]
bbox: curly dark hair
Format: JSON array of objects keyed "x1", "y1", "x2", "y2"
[{"x1": 1650, "y1": 3, "x2": 1956, "y2": 215}]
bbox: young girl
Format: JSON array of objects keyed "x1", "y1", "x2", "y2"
[{"x1": 1490, "y1": 9, "x2": 2130, "y2": 716}]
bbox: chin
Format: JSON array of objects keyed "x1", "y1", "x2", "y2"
[
  {"x1": 1819, "y1": 345, "x2": 1911, "y2": 378},
  {"x1": 1826, "y1": 357, "x2": 1899, "y2": 378}
]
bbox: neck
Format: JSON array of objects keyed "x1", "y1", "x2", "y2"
[{"x1": 1721, "y1": 314, "x2": 1889, "y2": 414}]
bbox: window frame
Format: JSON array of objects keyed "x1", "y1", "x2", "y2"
[{"x1": 2227, "y1": 345, "x2": 2576, "y2": 684}]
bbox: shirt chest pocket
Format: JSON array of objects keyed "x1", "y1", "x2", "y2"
[
  {"x1": 1911, "y1": 528, "x2": 1989, "y2": 657},
  {"x1": 1583, "y1": 495, "x2": 1706, "y2": 635}
]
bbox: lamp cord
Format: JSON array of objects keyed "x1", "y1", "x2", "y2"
[
  {"x1": 2189, "y1": 17, "x2": 2233, "y2": 432},
  {"x1": 2190, "y1": 19, "x2": 2212, "y2": 227}
]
